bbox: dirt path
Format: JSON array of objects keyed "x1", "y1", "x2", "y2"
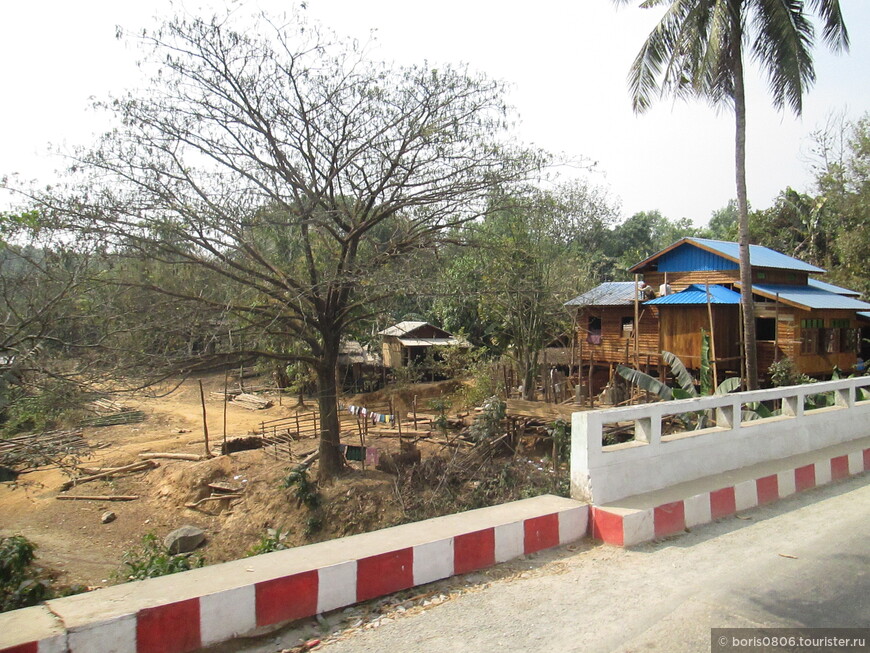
[{"x1": 0, "y1": 375, "x2": 464, "y2": 588}]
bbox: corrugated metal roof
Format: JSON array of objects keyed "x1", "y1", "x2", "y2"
[
  {"x1": 691, "y1": 238, "x2": 826, "y2": 272},
  {"x1": 807, "y1": 278, "x2": 861, "y2": 296},
  {"x1": 397, "y1": 337, "x2": 467, "y2": 347},
  {"x1": 751, "y1": 284, "x2": 870, "y2": 310},
  {"x1": 378, "y1": 321, "x2": 431, "y2": 337},
  {"x1": 565, "y1": 282, "x2": 638, "y2": 306},
  {"x1": 631, "y1": 237, "x2": 825, "y2": 273},
  {"x1": 645, "y1": 284, "x2": 741, "y2": 305}
]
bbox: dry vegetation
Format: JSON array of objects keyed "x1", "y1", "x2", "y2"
[{"x1": 0, "y1": 374, "x2": 569, "y2": 591}]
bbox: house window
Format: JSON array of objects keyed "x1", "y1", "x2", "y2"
[
  {"x1": 621, "y1": 316, "x2": 634, "y2": 335},
  {"x1": 824, "y1": 328, "x2": 840, "y2": 353},
  {"x1": 587, "y1": 316, "x2": 602, "y2": 345},
  {"x1": 756, "y1": 317, "x2": 776, "y2": 341},
  {"x1": 800, "y1": 319, "x2": 824, "y2": 355}
]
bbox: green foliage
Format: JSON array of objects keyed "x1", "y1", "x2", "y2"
[
  {"x1": 1, "y1": 379, "x2": 83, "y2": 436},
  {"x1": 467, "y1": 396, "x2": 506, "y2": 442},
  {"x1": 119, "y1": 533, "x2": 204, "y2": 582},
  {"x1": 453, "y1": 357, "x2": 504, "y2": 409},
  {"x1": 282, "y1": 467, "x2": 324, "y2": 537},
  {"x1": 548, "y1": 418, "x2": 571, "y2": 462},
  {"x1": 768, "y1": 358, "x2": 813, "y2": 387},
  {"x1": 282, "y1": 468, "x2": 321, "y2": 510},
  {"x1": 245, "y1": 528, "x2": 291, "y2": 557},
  {"x1": 426, "y1": 396, "x2": 451, "y2": 434},
  {"x1": 0, "y1": 535, "x2": 52, "y2": 613}
]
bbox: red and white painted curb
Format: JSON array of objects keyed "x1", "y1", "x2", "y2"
[
  {"x1": 590, "y1": 447, "x2": 870, "y2": 547},
  {"x1": 0, "y1": 496, "x2": 587, "y2": 653}
]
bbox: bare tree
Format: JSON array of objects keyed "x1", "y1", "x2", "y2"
[{"x1": 35, "y1": 11, "x2": 542, "y2": 479}]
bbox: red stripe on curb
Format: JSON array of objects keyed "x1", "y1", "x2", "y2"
[
  {"x1": 710, "y1": 487, "x2": 736, "y2": 519},
  {"x1": 795, "y1": 464, "x2": 816, "y2": 492},
  {"x1": 654, "y1": 501, "x2": 686, "y2": 538},
  {"x1": 137, "y1": 597, "x2": 201, "y2": 653},
  {"x1": 831, "y1": 455, "x2": 850, "y2": 481},
  {"x1": 357, "y1": 549, "x2": 414, "y2": 603},
  {"x1": 524, "y1": 514, "x2": 559, "y2": 554},
  {"x1": 255, "y1": 571, "x2": 318, "y2": 627},
  {"x1": 755, "y1": 475, "x2": 779, "y2": 505},
  {"x1": 454, "y1": 528, "x2": 495, "y2": 575},
  {"x1": 864, "y1": 449, "x2": 870, "y2": 471},
  {"x1": 0, "y1": 644, "x2": 37, "y2": 653},
  {"x1": 591, "y1": 509, "x2": 623, "y2": 546}
]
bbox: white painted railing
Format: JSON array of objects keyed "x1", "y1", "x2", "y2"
[{"x1": 570, "y1": 377, "x2": 870, "y2": 505}]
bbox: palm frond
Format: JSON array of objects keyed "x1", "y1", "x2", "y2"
[{"x1": 807, "y1": 0, "x2": 850, "y2": 51}]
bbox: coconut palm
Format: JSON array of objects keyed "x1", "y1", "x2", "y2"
[{"x1": 615, "y1": 0, "x2": 849, "y2": 389}]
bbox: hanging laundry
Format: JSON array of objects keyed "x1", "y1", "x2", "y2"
[{"x1": 345, "y1": 445, "x2": 365, "y2": 462}]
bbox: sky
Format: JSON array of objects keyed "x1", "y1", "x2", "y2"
[{"x1": 1, "y1": 1, "x2": 868, "y2": 225}]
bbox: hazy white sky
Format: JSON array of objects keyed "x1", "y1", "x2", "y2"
[{"x1": 1, "y1": 1, "x2": 868, "y2": 225}]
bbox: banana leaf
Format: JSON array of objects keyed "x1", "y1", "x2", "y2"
[
  {"x1": 616, "y1": 364, "x2": 673, "y2": 400},
  {"x1": 661, "y1": 351, "x2": 697, "y2": 397},
  {"x1": 699, "y1": 330, "x2": 713, "y2": 396}
]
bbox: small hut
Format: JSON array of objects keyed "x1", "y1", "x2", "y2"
[{"x1": 378, "y1": 321, "x2": 466, "y2": 369}]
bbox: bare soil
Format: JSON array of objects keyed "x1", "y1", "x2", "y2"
[{"x1": 0, "y1": 375, "x2": 460, "y2": 589}]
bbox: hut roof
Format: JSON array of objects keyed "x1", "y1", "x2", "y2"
[
  {"x1": 630, "y1": 238, "x2": 826, "y2": 274},
  {"x1": 644, "y1": 284, "x2": 741, "y2": 305}
]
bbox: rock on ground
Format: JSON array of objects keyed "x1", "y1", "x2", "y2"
[{"x1": 164, "y1": 525, "x2": 205, "y2": 554}]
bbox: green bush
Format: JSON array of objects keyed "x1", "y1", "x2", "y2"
[
  {"x1": 1, "y1": 379, "x2": 82, "y2": 436},
  {"x1": 0, "y1": 535, "x2": 52, "y2": 612},
  {"x1": 119, "y1": 533, "x2": 204, "y2": 582},
  {"x1": 245, "y1": 528, "x2": 291, "y2": 557}
]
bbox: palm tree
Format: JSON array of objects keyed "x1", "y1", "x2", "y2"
[{"x1": 616, "y1": 0, "x2": 849, "y2": 389}]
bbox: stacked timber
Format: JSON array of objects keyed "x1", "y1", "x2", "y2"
[
  {"x1": 231, "y1": 393, "x2": 273, "y2": 410},
  {"x1": 0, "y1": 430, "x2": 87, "y2": 467},
  {"x1": 80, "y1": 411, "x2": 146, "y2": 427}
]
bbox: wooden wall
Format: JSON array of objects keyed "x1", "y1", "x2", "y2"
[
  {"x1": 575, "y1": 306, "x2": 660, "y2": 367},
  {"x1": 658, "y1": 306, "x2": 741, "y2": 371},
  {"x1": 643, "y1": 270, "x2": 739, "y2": 292}
]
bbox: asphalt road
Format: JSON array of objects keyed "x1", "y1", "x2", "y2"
[{"x1": 227, "y1": 474, "x2": 869, "y2": 653}]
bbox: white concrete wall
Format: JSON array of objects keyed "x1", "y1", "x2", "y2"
[{"x1": 571, "y1": 377, "x2": 870, "y2": 505}]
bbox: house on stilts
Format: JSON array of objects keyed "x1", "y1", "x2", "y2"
[{"x1": 566, "y1": 237, "x2": 870, "y2": 393}]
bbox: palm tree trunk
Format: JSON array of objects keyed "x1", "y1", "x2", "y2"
[{"x1": 733, "y1": 50, "x2": 759, "y2": 390}]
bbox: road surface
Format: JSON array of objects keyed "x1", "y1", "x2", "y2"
[{"x1": 227, "y1": 474, "x2": 869, "y2": 653}]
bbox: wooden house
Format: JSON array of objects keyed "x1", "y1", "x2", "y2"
[
  {"x1": 567, "y1": 237, "x2": 870, "y2": 385},
  {"x1": 378, "y1": 321, "x2": 468, "y2": 369}
]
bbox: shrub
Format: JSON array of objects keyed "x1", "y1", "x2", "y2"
[
  {"x1": 245, "y1": 528, "x2": 291, "y2": 557},
  {"x1": 0, "y1": 535, "x2": 51, "y2": 613},
  {"x1": 119, "y1": 533, "x2": 204, "y2": 582}
]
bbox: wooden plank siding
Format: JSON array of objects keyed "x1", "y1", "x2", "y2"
[
  {"x1": 658, "y1": 306, "x2": 741, "y2": 371},
  {"x1": 575, "y1": 306, "x2": 661, "y2": 367},
  {"x1": 644, "y1": 270, "x2": 739, "y2": 292}
]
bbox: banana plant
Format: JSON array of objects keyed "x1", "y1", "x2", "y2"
[{"x1": 616, "y1": 330, "x2": 741, "y2": 429}]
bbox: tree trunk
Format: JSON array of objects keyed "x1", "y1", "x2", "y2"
[
  {"x1": 734, "y1": 49, "x2": 759, "y2": 390},
  {"x1": 520, "y1": 350, "x2": 539, "y2": 401},
  {"x1": 315, "y1": 343, "x2": 343, "y2": 481}
]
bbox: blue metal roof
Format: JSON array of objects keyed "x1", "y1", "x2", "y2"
[
  {"x1": 807, "y1": 278, "x2": 861, "y2": 296},
  {"x1": 751, "y1": 284, "x2": 870, "y2": 310},
  {"x1": 631, "y1": 238, "x2": 826, "y2": 274},
  {"x1": 565, "y1": 282, "x2": 638, "y2": 306},
  {"x1": 858, "y1": 312, "x2": 870, "y2": 321},
  {"x1": 645, "y1": 284, "x2": 741, "y2": 305}
]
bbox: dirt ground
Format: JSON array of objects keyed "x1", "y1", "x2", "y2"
[{"x1": 0, "y1": 375, "x2": 463, "y2": 589}]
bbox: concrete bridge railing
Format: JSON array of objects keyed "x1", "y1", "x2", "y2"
[{"x1": 571, "y1": 376, "x2": 870, "y2": 506}]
